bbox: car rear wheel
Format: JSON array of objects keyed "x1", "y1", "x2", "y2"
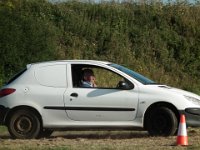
[
  {"x1": 146, "y1": 107, "x2": 178, "y2": 136},
  {"x1": 8, "y1": 109, "x2": 41, "y2": 139}
]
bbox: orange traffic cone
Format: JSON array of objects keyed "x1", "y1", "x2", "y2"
[{"x1": 176, "y1": 114, "x2": 188, "y2": 146}]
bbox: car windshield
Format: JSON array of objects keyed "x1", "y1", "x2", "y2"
[{"x1": 109, "y1": 64, "x2": 156, "y2": 85}]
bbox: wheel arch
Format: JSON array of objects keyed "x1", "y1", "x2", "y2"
[
  {"x1": 143, "y1": 102, "x2": 180, "y2": 130},
  {"x1": 5, "y1": 105, "x2": 43, "y2": 127}
]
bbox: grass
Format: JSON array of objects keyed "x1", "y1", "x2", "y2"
[{"x1": 1, "y1": 126, "x2": 200, "y2": 150}]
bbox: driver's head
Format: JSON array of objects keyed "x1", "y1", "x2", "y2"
[{"x1": 83, "y1": 69, "x2": 95, "y2": 82}]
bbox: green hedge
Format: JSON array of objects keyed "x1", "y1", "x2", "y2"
[{"x1": 0, "y1": 0, "x2": 199, "y2": 94}]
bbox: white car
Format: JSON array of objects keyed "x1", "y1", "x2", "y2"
[{"x1": 0, "y1": 60, "x2": 200, "y2": 139}]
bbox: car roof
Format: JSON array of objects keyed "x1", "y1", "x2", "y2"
[{"x1": 28, "y1": 60, "x2": 112, "y2": 67}]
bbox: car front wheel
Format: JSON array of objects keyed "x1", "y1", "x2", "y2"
[
  {"x1": 8, "y1": 109, "x2": 41, "y2": 139},
  {"x1": 146, "y1": 107, "x2": 178, "y2": 136}
]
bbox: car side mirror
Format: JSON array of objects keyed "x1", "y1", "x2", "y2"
[{"x1": 117, "y1": 81, "x2": 133, "y2": 90}]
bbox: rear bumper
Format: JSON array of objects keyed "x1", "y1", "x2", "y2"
[
  {"x1": 0, "y1": 105, "x2": 9, "y2": 125},
  {"x1": 179, "y1": 108, "x2": 200, "y2": 127}
]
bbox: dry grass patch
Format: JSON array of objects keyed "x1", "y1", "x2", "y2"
[{"x1": 0, "y1": 127, "x2": 200, "y2": 150}]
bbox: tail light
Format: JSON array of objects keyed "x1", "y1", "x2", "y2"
[{"x1": 0, "y1": 88, "x2": 16, "y2": 98}]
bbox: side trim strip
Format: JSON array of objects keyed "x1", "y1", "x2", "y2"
[{"x1": 44, "y1": 106, "x2": 135, "y2": 111}]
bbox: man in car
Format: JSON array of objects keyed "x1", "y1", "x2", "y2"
[{"x1": 81, "y1": 69, "x2": 97, "y2": 88}]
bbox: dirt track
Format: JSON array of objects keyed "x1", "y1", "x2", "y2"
[{"x1": 0, "y1": 128, "x2": 200, "y2": 150}]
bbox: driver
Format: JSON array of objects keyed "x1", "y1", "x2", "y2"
[{"x1": 81, "y1": 69, "x2": 97, "y2": 88}]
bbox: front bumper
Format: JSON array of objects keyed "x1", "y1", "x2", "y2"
[
  {"x1": 179, "y1": 108, "x2": 200, "y2": 127},
  {"x1": 0, "y1": 105, "x2": 9, "y2": 125}
]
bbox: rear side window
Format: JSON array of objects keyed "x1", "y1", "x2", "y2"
[
  {"x1": 35, "y1": 65, "x2": 66, "y2": 88},
  {"x1": 7, "y1": 68, "x2": 27, "y2": 85}
]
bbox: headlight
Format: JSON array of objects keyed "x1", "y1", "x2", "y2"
[{"x1": 184, "y1": 96, "x2": 200, "y2": 106}]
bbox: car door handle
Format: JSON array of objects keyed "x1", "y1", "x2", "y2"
[{"x1": 70, "y1": 93, "x2": 78, "y2": 97}]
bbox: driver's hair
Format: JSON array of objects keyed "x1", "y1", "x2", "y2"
[{"x1": 82, "y1": 69, "x2": 94, "y2": 78}]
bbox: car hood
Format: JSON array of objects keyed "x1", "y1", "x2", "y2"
[{"x1": 156, "y1": 85, "x2": 200, "y2": 99}]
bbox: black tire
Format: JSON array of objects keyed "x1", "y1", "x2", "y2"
[
  {"x1": 39, "y1": 129, "x2": 53, "y2": 138},
  {"x1": 8, "y1": 109, "x2": 41, "y2": 139},
  {"x1": 146, "y1": 107, "x2": 178, "y2": 136}
]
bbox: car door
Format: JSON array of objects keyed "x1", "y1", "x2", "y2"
[{"x1": 64, "y1": 63, "x2": 139, "y2": 121}]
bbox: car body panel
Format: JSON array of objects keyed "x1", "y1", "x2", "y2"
[{"x1": 64, "y1": 87, "x2": 139, "y2": 121}]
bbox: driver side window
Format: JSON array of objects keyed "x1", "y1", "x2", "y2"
[{"x1": 71, "y1": 64, "x2": 133, "y2": 89}]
